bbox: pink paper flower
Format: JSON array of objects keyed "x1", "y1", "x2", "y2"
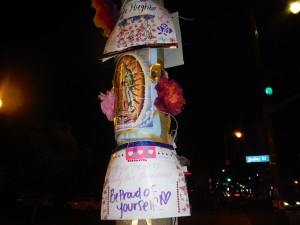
[
  {"x1": 154, "y1": 75, "x2": 186, "y2": 116},
  {"x1": 98, "y1": 91, "x2": 116, "y2": 121}
]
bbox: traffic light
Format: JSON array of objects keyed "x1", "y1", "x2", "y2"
[
  {"x1": 264, "y1": 86, "x2": 273, "y2": 95},
  {"x1": 260, "y1": 83, "x2": 276, "y2": 104}
]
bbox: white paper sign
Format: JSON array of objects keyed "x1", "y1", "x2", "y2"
[{"x1": 101, "y1": 146, "x2": 190, "y2": 220}]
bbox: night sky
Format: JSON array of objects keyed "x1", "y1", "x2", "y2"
[{"x1": 1, "y1": 0, "x2": 300, "y2": 183}]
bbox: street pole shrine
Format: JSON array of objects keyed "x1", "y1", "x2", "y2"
[{"x1": 92, "y1": 0, "x2": 191, "y2": 224}]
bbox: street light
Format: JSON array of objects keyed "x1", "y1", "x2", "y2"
[
  {"x1": 233, "y1": 131, "x2": 243, "y2": 139},
  {"x1": 224, "y1": 130, "x2": 243, "y2": 166},
  {"x1": 289, "y1": 1, "x2": 300, "y2": 14}
]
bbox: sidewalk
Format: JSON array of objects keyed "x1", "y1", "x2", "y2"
[
  {"x1": 178, "y1": 209, "x2": 293, "y2": 225},
  {"x1": 178, "y1": 211, "x2": 252, "y2": 225}
]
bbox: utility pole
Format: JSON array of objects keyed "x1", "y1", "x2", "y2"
[
  {"x1": 93, "y1": 0, "x2": 190, "y2": 225},
  {"x1": 248, "y1": 3, "x2": 283, "y2": 200}
]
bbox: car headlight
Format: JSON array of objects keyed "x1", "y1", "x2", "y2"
[{"x1": 283, "y1": 201, "x2": 289, "y2": 206}]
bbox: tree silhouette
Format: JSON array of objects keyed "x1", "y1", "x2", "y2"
[{"x1": 11, "y1": 120, "x2": 80, "y2": 193}]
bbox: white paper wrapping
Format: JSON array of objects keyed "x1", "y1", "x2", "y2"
[{"x1": 101, "y1": 141, "x2": 191, "y2": 220}]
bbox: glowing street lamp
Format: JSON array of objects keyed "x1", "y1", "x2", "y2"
[
  {"x1": 289, "y1": 1, "x2": 300, "y2": 14},
  {"x1": 233, "y1": 131, "x2": 243, "y2": 139},
  {"x1": 224, "y1": 130, "x2": 244, "y2": 166}
]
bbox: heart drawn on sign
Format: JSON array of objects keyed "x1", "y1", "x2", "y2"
[
  {"x1": 126, "y1": 146, "x2": 156, "y2": 160},
  {"x1": 148, "y1": 149, "x2": 154, "y2": 154},
  {"x1": 138, "y1": 150, "x2": 144, "y2": 155},
  {"x1": 160, "y1": 191, "x2": 171, "y2": 204}
]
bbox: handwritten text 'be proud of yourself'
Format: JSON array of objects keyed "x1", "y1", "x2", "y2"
[{"x1": 110, "y1": 185, "x2": 171, "y2": 219}]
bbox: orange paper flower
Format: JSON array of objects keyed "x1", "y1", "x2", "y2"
[
  {"x1": 91, "y1": 0, "x2": 119, "y2": 37},
  {"x1": 154, "y1": 75, "x2": 186, "y2": 116}
]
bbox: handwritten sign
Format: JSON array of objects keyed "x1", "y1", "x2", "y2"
[
  {"x1": 101, "y1": 147, "x2": 190, "y2": 220},
  {"x1": 110, "y1": 186, "x2": 171, "y2": 219},
  {"x1": 102, "y1": 0, "x2": 178, "y2": 61},
  {"x1": 120, "y1": 1, "x2": 157, "y2": 17}
]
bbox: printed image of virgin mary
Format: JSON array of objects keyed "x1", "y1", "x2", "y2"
[
  {"x1": 114, "y1": 54, "x2": 146, "y2": 126},
  {"x1": 123, "y1": 63, "x2": 135, "y2": 113}
]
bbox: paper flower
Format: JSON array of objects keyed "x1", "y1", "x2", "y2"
[
  {"x1": 91, "y1": 0, "x2": 120, "y2": 37},
  {"x1": 98, "y1": 91, "x2": 116, "y2": 121},
  {"x1": 154, "y1": 75, "x2": 186, "y2": 116}
]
